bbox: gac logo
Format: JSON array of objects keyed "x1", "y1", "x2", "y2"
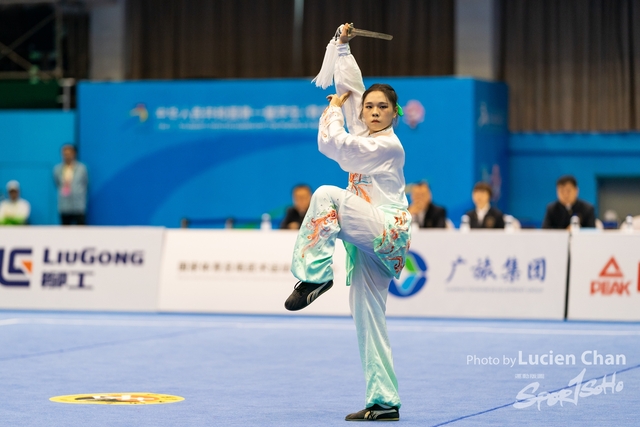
[{"x1": 0, "y1": 248, "x2": 32, "y2": 286}]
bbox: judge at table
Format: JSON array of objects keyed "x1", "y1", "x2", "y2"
[
  {"x1": 408, "y1": 181, "x2": 447, "y2": 228},
  {"x1": 466, "y1": 182, "x2": 504, "y2": 229},
  {"x1": 542, "y1": 175, "x2": 595, "y2": 229}
]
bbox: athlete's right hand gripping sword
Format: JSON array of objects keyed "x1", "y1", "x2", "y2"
[{"x1": 313, "y1": 23, "x2": 393, "y2": 89}]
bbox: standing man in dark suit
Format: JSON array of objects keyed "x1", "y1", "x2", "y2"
[
  {"x1": 466, "y1": 182, "x2": 505, "y2": 229},
  {"x1": 542, "y1": 175, "x2": 595, "y2": 229},
  {"x1": 408, "y1": 181, "x2": 447, "y2": 228}
]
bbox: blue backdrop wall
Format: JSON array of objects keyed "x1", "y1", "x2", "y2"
[
  {"x1": 5, "y1": 99, "x2": 640, "y2": 228},
  {"x1": 77, "y1": 77, "x2": 508, "y2": 227},
  {"x1": 0, "y1": 111, "x2": 75, "y2": 225}
]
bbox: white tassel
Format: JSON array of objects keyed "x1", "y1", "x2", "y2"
[{"x1": 311, "y1": 39, "x2": 338, "y2": 89}]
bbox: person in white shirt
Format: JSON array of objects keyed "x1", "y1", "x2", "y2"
[
  {"x1": 284, "y1": 24, "x2": 409, "y2": 421},
  {"x1": 0, "y1": 180, "x2": 30, "y2": 225}
]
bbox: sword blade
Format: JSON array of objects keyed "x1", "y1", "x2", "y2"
[{"x1": 350, "y1": 28, "x2": 393, "y2": 41}]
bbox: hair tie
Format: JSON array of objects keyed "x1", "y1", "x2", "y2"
[{"x1": 396, "y1": 104, "x2": 404, "y2": 116}]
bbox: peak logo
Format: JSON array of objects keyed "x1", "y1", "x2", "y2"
[
  {"x1": 599, "y1": 257, "x2": 623, "y2": 278},
  {"x1": 590, "y1": 257, "x2": 631, "y2": 296},
  {"x1": 0, "y1": 248, "x2": 32, "y2": 287},
  {"x1": 389, "y1": 251, "x2": 427, "y2": 297}
]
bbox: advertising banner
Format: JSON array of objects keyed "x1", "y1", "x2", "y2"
[
  {"x1": 159, "y1": 229, "x2": 569, "y2": 320},
  {"x1": 0, "y1": 227, "x2": 163, "y2": 311},
  {"x1": 568, "y1": 232, "x2": 640, "y2": 321},
  {"x1": 157, "y1": 229, "x2": 351, "y2": 315},
  {"x1": 386, "y1": 230, "x2": 570, "y2": 319}
]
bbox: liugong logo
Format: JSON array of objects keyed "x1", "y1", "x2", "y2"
[{"x1": 0, "y1": 248, "x2": 32, "y2": 286}]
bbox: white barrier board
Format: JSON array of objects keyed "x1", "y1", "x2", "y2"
[
  {"x1": 159, "y1": 229, "x2": 569, "y2": 320},
  {"x1": 568, "y1": 232, "x2": 640, "y2": 321},
  {"x1": 385, "y1": 230, "x2": 570, "y2": 319},
  {"x1": 0, "y1": 227, "x2": 163, "y2": 311},
  {"x1": 158, "y1": 230, "x2": 351, "y2": 315}
]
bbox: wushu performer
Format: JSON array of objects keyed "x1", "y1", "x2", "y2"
[{"x1": 284, "y1": 23, "x2": 411, "y2": 422}]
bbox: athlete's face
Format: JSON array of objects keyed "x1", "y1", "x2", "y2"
[{"x1": 362, "y1": 91, "x2": 396, "y2": 134}]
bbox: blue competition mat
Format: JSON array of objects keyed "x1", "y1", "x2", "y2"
[{"x1": 1, "y1": 311, "x2": 638, "y2": 426}]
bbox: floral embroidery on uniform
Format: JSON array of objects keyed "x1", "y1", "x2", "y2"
[
  {"x1": 377, "y1": 229, "x2": 393, "y2": 254},
  {"x1": 374, "y1": 209, "x2": 411, "y2": 278},
  {"x1": 388, "y1": 256, "x2": 405, "y2": 274},
  {"x1": 301, "y1": 207, "x2": 338, "y2": 257},
  {"x1": 348, "y1": 173, "x2": 372, "y2": 203},
  {"x1": 394, "y1": 211, "x2": 407, "y2": 226}
]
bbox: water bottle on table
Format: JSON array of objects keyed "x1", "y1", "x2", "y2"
[
  {"x1": 570, "y1": 215, "x2": 580, "y2": 233},
  {"x1": 504, "y1": 215, "x2": 514, "y2": 233},
  {"x1": 460, "y1": 215, "x2": 470, "y2": 233},
  {"x1": 260, "y1": 213, "x2": 272, "y2": 231}
]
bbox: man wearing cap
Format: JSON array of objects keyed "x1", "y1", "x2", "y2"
[
  {"x1": 0, "y1": 181, "x2": 31, "y2": 225},
  {"x1": 53, "y1": 144, "x2": 88, "y2": 225}
]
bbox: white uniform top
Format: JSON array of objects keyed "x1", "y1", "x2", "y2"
[
  {"x1": 317, "y1": 42, "x2": 411, "y2": 280},
  {"x1": 318, "y1": 42, "x2": 408, "y2": 211},
  {"x1": 0, "y1": 198, "x2": 31, "y2": 223}
]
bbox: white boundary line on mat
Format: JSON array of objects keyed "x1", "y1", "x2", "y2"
[{"x1": 1, "y1": 317, "x2": 640, "y2": 336}]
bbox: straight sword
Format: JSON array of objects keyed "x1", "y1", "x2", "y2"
[{"x1": 347, "y1": 25, "x2": 393, "y2": 41}]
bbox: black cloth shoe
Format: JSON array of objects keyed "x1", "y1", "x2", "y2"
[
  {"x1": 284, "y1": 280, "x2": 333, "y2": 311},
  {"x1": 345, "y1": 404, "x2": 400, "y2": 421}
]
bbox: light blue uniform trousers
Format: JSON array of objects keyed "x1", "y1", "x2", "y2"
[{"x1": 291, "y1": 185, "x2": 401, "y2": 409}]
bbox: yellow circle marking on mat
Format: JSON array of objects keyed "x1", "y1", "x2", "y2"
[{"x1": 49, "y1": 393, "x2": 184, "y2": 405}]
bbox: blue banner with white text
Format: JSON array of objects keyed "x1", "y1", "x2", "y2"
[{"x1": 78, "y1": 77, "x2": 507, "y2": 227}]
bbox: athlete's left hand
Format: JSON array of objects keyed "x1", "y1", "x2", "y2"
[{"x1": 327, "y1": 91, "x2": 351, "y2": 107}]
